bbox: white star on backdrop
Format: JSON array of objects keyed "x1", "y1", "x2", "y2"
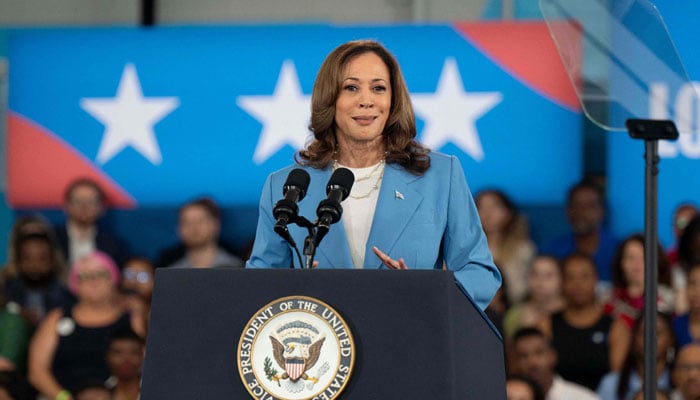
[
  {"x1": 80, "y1": 63, "x2": 179, "y2": 165},
  {"x1": 237, "y1": 60, "x2": 312, "y2": 164},
  {"x1": 412, "y1": 57, "x2": 502, "y2": 161}
]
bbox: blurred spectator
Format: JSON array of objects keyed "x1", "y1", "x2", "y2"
[
  {"x1": 631, "y1": 388, "x2": 669, "y2": 400},
  {"x1": 73, "y1": 382, "x2": 112, "y2": 400},
  {"x1": 55, "y1": 178, "x2": 129, "y2": 268},
  {"x1": 668, "y1": 204, "x2": 699, "y2": 315},
  {"x1": 162, "y1": 197, "x2": 243, "y2": 269},
  {"x1": 510, "y1": 327, "x2": 598, "y2": 399},
  {"x1": 506, "y1": 374, "x2": 545, "y2": 400},
  {"x1": 0, "y1": 285, "x2": 31, "y2": 373},
  {"x1": 671, "y1": 342, "x2": 700, "y2": 400},
  {"x1": 476, "y1": 189, "x2": 536, "y2": 303},
  {"x1": 539, "y1": 253, "x2": 612, "y2": 391},
  {"x1": 120, "y1": 257, "x2": 154, "y2": 334},
  {"x1": 28, "y1": 251, "x2": 144, "y2": 399},
  {"x1": 597, "y1": 312, "x2": 676, "y2": 400},
  {"x1": 4, "y1": 232, "x2": 75, "y2": 328},
  {"x1": 503, "y1": 255, "x2": 564, "y2": 340},
  {"x1": 541, "y1": 180, "x2": 618, "y2": 287},
  {"x1": 678, "y1": 215, "x2": 700, "y2": 270},
  {"x1": 673, "y1": 262, "x2": 700, "y2": 348},
  {"x1": 667, "y1": 203, "x2": 699, "y2": 266},
  {"x1": 605, "y1": 234, "x2": 674, "y2": 370},
  {"x1": 2, "y1": 214, "x2": 66, "y2": 282},
  {"x1": 105, "y1": 329, "x2": 144, "y2": 400}
]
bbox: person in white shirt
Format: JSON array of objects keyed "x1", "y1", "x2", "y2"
[{"x1": 511, "y1": 327, "x2": 599, "y2": 400}]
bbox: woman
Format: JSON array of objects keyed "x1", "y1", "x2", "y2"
[
  {"x1": 605, "y1": 234, "x2": 674, "y2": 370},
  {"x1": 539, "y1": 253, "x2": 612, "y2": 390},
  {"x1": 503, "y1": 254, "x2": 564, "y2": 340},
  {"x1": 475, "y1": 189, "x2": 535, "y2": 303},
  {"x1": 672, "y1": 262, "x2": 700, "y2": 347},
  {"x1": 597, "y1": 312, "x2": 676, "y2": 400},
  {"x1": 27, "y1": 251, "x2": 145, "y2": 400},
  {"x1": 246, "y1": 39, "x2": 500, "y2": 309}
]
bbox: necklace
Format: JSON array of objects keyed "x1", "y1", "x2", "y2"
[{"x1": 333, "y1": 160, "x2": 385, "y2": 199}]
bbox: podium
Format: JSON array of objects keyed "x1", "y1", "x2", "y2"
[{"x1": 141, "y1": 269, "x2": 506, "y2": 399}]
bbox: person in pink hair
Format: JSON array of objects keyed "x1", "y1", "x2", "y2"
[{"x1": 27, "y1": 251, "x2": 145, "y2": 400}]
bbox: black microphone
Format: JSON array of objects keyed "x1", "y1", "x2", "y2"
[
  {"x1": 314, "y1": 167, "x2": 354, "y2": 246},
  {"x1": 273, "y1": 169, "x2": 310, "y2": 244}
]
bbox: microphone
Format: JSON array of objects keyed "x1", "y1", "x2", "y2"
[
  {"x1": 273, "y1": 169, "x2": 310, "y2": 244},
  {"x1": 314, "y1": 167, "x2": 354, "y2": 246}
]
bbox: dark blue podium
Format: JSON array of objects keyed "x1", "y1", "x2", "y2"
[{"x1": 141, "y1": 269, "x2": 505, "y2": 399}]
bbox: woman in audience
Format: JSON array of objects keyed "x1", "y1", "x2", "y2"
[
  {"x1": 597, "y1": 312, "x2": 676, "y2": 400},
  {"x1": 503, "y1": 254, "x2": 564, "y2": 340},
  {"x1": 476, "y1": 189, "x2": 536, "y2": 303},
  {"x1": 669, "y1": 205, "x2": 699, "y2": 315},
  {"x1": 120, "y1": 257, "x2": 155, "y2": 334},
  {"x1": 28, "y1": 251, "x2": 145, "y2": 400},
  {"x1": 539, "y1": 253, "x2": 613, "y2": 391},
  {"x1": 604, "y1": 234, "x2": 674, "y2": 370},
  {"x1": 2, "y1": 214, "x2": 66, "y2": 282},
  {"x1": 0, "y1": 285, "x2": 31, "y2": 374}
]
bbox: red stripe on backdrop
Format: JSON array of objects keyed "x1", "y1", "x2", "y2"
[{"x1": 7, "y1": 112, "x2": 136, "y2": 209}]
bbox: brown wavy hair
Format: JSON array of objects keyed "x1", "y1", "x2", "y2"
[{"x1": 296, "y1": 39, "x2": 430, "y2": 175}]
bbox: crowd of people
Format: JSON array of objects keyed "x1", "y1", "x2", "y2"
[
  {"x1": 0, "y1": 178, "x2": 245, "y2": 399},
  {"x1": 486, "y1": 182, "x2": 700, "y2": 400}
]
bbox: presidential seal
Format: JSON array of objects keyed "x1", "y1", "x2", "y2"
[{"x1": 237, "y1": 296, "x2": 355, "y2": 400}]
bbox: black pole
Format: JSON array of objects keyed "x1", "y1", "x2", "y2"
[
  {"x1": 642, "y1": 139, "x2": 659, "y2": 400},
  {"x1": 141, "y1": 0, "x2": 156, "y2": 26}
]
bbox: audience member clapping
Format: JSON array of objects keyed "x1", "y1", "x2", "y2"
[
  {"x1": 539, "y1": 253, "x2": 613, "y2": 391},
  {"x1": 27, "y1": 251, "x2": 144, "y2": 399}
]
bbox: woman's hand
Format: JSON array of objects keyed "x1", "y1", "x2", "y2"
[{"x1": 372, "y1": 247, "x2": 408, "y2": 270}]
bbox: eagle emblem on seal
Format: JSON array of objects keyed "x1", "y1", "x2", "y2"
[{"x1": 268, "y1": 321, "x2": 326, "y2": 383}]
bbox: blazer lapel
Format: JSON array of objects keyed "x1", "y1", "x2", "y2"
[{"x1": 363, "y1": 164, "x2": 423, "y2": 269}]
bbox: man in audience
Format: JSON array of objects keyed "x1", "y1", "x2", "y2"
[
  {"x1": 55, "y1": 178, "x2": 129, "y2": 268},
  {"x1": 511, "y1": 327, "x2": 599, "y2": 400},
  {"x1": 164, "y1": 197, "x2": 243, "y2": 269},
  {"x1": 541, "y1": 180, "x2": 618, "y2": 287},
  {"x1": 671, "y1": 342, "x2": 700, "y2": 400}
]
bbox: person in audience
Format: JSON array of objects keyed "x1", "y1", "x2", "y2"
[
  {"x1": 73, "y1": 383, "x2": 112, "y2": 400},
  {"x1": 120, "y1": 257, "x2": 155, "y2": 334},
  {"x1": 105, "y1": 329, "x2": 144, "y2": 400},
  {"x1": 2, "y1": 214, "x2": 66, "y2": 282},
  {"x1": 668, "y1": 204, "x2": 699, "y2": 315},
  {"x1": 673, "y1": 262, "x2": 700, "y2": 348},
  {"x1": 605, "y1": 234, "x2": 674, "y2": 370},
  {"x1": 476, "y1": 189, "x2": 536, "y2": 303},
  {"x1": 28, "y1": 251, "x2": 144, "y2": 399},
  {"x1": 668, "y1": 203, "x2": 699, "y2": 266},
  {"x1": 0, "y1": 286, "x2": 31, "y2": 374},
  {"x1": 631, "y1": 388, "x2": 669, "y2": 400},
  {"x1": 506, "y1": 374, "x2": 545, "y2": 400},
  {"x1": 55, "y1": 177, "x2": 129, "y2": 267},
  {"x1": 670, "y1": 342, "x2": 700, "y2": 400},
  {"x1": 3, "y1": 232, "x2": 75, "y2": 328},
  {"x1": 503, "y1": 255, "x2": 564, "y2": 340},
  {"x1": 597, "y1": 312, "x2": 676, "y2": 400},
  {"x1": 539, "y1": 253, "x2": 613, "y2": 391},
  {"x1": 0, "y1": 370, "x2": 35, "y2": 400},
  {"x1": 163, "y1": 197, "x2": 244, "y2": 269},
  {"x1": 510, "y1": 327, "x2": 599, "y2": 399},
  {"x1": 541, "y1": 180, "x2": 618, "y2": 287}
]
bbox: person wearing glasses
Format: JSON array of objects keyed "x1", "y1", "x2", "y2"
[
  {"x1": 120, "y1": 257, "x2": 155, "y2": 334},
  {"x1": 27, "y1": 251, "x2": 145, "y2": 400}
]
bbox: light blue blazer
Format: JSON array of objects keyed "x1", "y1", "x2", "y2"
[{"x1": 246, "y1": 152, "x2": 501, "y2": 310}]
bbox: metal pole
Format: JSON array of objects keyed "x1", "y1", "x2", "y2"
[{"x1": 643, "y1": 139, "x2": 659, "y2": 400}]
